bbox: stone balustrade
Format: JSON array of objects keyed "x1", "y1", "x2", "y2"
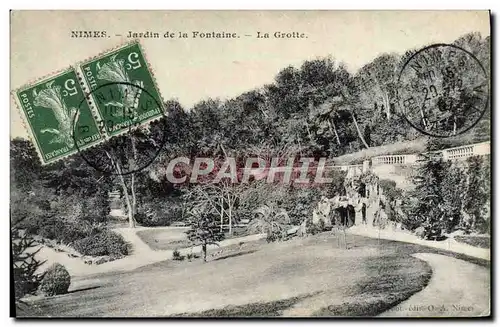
[
  {"x1": 372, "y1": 154, "x2": 418, "y2": 165},
  {"x1": 328, "y1": 141, "x2": 490, "y2": 178},
  {"x1": 442, "y1": 141, "x2": 490, "y2": 161}
]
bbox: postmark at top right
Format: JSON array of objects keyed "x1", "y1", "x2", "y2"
[{"x1": 397, "y1": 43, "x2": 489, "y2": 138}]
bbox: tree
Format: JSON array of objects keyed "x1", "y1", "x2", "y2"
[
  {"x1": 404, "y1": 153, "x2": 447, "y2": 239},
  {"x1": 309, "y1": 98, "x2": 343, "y2": 148},
  {"x1": 331, "y1": 65, "x2": 371, "y2": 149},
  {"x1": 10, "y1": 138, "x2": 42, "y2": 191},
  {"x1": 182, "y1": 180, "x2": 244, "y2": 236},
  {"x1": 11, "y1": 218, "x2": 45, "y2": 307},
  {"x1": 441, "y1": 162, "x2": 465, "y2": 232},
  {"x1": 83, "y1": 116, "x2": 167, "y2": 228},
  {"x1": 356, "y1": 53, "x2": 399, "y2": 120},
  {"x1": 185, "y1": 205, "x2": 225, "y2": 262},
  {"x1": 265, "y1": 66, "x2": 302, "y2": 119},
  {"x1": 463, "y1": 156, "x2": 488, "y2": 232}
]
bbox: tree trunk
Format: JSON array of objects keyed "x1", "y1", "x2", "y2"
[
  {"x1": 202, "y1": 243, "x2": 207, "y2": 263},
  {"x1": 116, "y1": 164, "x2": 135, "y2": 228},
  {"x1": 259, "y1": 107, "x2": 269, "y2": 118},
  {"x1": 220, "y1": 198, "x2": 224, "y2": 233},
  {"x1": 343, "y1": 228, "x2": 347, "y2": 249},
  {"x1": 106, "y1": 150, "x2": 136, "y2": 228},
  {"x1": 305, "y1": 122, "x2": 313, "y2": 142},
  {"x1": 327, "y1": 119, "x2": 341, "y2": 145},
  {"x1": 126, "y1": 136, "x2": 139, "y2": 228},
  {"x1": 383, "y1": 94, "x2": 391, "y2": 120},
  {"x1": 351, "y1": 112, "x2": 370, "y2": 149},
  {"x1": 227, "y1": 192, "x2": 233, "y2": 236},
  {"x1": 220, "y1": 143, "x2": 228, "y2": 158},
  {"x1": 130, "y1": 174, "x2": 137, "y2": 222}
]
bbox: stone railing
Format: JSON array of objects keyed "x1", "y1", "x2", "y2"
[
  {"x1": 370, "y1": 141, "x2": 490, "y2": 166},
  {"x1": 372, "y1": 154, "x2": 418, "y2": 165},
  {"x1": 327, "y1": 141, "x2": 490, "y2": 179},
  {"x1": 442, "y1": 141, "x2": 490, "y2": 161}
]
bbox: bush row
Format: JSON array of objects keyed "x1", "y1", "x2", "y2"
[{"x1": 73, "y1": 230, "x2": 129, "y2": 257}]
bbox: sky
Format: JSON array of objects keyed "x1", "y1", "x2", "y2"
[{"x1": 10, "y1": 10, "x2": 490, "y2": 138}]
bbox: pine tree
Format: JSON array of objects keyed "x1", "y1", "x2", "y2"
[
  {"x1": 186, "y1": 207, "x2": 225, "y2": 262},
  {"x1": 441, "y1": 162, "x2": 465, "y2": 232},
  {"x1": 409, "y1": 153, "x2": 447, "y2": 239},
  {"x1": 11, "y1": 225, "x2": 45, "y2": 305},
  {"x1": 463, "y1": 156, "x2": 488, "y2": 232}
]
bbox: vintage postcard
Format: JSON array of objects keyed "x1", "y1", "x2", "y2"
[{"x1": 10, "y1": 10, "x2": 491, "y2": 318}]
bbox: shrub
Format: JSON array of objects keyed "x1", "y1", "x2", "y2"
[
  {"x1": 414, "y1": 226, "x2": 425, "y2": 239},
  {"x1": 378, "y1": 179, "x2": 400, "y2": 203},
  {"x1": 317, "y1": 219, "x2": 326, "y2": 231},
  {"x1": 81, "y1": 194, "x2": 110, "y2": 224},
  {"x1": 266, "y1": 229, "x2": 288, "y2": 243},
  {"x1": 266, "y1": 232, "x2": 277, "y2": 243},
  {"x1": 16, "y1": 210, "x2": 100, "y2": 246},
  {"x1": 11, "y1": 228, "x2": 45, "y2": 301},
  {"x1": 186, "y1": 252, "x2": 200, "y2": 261},
  {"x1": 39, "y1": 263, "x2": 71, "y2": 296},
  {"x1": 172, "y1": 249, "x2": 185, "y2": 261},
  {"x1": 422, "y1": 223, "x2": 444, "y2": 241},
  {"x1": 136, "y1": 199, "x2": 184, "y2": 227},
  {"x1": 73, "y1": 230, "x2": 128, "y2": 257},
  {"x1": 305, "y1": 216, "x2": 326, "y2": 235}
]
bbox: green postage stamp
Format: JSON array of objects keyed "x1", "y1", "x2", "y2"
[
  {"x1": 14, "y1": 41, "x2": 164, "y2": 165},
  {"x1": 15, "y1": 69, "x2": 103, "y2": 164},
  {"x1": 79, "y1": 42, "x2": 164, "y2": 136}
]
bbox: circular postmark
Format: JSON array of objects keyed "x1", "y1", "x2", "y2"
[
  {"x1": 72, "y1": 82, "x2": 167, "y2": 176},
  {"x1": 397, "y1": 43, "x2": 489, "y2": 138}
]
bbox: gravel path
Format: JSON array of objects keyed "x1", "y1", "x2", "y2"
[
  {"x1": 350, "y1": 226, "x2": 490, "y2": 261},
  {"x1": 35, "y1": 227, "x2": 265, "y2": 277},
  {"x1": 379, "y1": 253, "x2": 490, "y2": 317}
]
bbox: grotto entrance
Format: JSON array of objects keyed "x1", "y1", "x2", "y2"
[{"x1": 332, "y1": 204, "x2": 356, "y2": 228}]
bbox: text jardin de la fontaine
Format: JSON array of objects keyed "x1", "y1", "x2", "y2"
[{"x1": 71, "y1": 30, "x2": 308, "y2": 39}]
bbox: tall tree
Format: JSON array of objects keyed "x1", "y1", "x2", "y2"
[
  {"x1": 441, "y1": 162, "x2": 465, "y2": 232},
  {"x1": 356, "y1": 53, "x2": 399, "y2": 120},
  {"x1": 405, "y1": 153, "x2": 447, "y2": 239},
  {"x1": 463, "y1": 156, "x2": 488, "y2": 232}
]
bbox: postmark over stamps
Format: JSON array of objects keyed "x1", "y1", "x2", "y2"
[
  {"x1": 397, "y1": 43, "x2": 489, "y2": 138},
  {"x1": 15, "y1": 69, "x2": 103, "y2": 164},
  {"x1": 79, "y1": 42, "x2": 164, "y2": 137}
]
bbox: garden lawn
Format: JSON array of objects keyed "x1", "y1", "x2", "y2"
[
  {"x1": 136, "y1": 226, "x2": 255, "y2": 252},
  {"x1": 20, "y1": 233, "x2": 489, "y2": 317},
  {"x1": 455, "y1": 235, "x2": 490, "y2": 249},
  {"x1": 136, "y1": 227, "x2": 191, "y2": 251}
]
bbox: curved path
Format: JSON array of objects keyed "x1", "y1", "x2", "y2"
[
  {"x1": 35, "y1": 227, "x2": 266, "y2": 278},
  {"x1": 349, "y1": 226, "x2": 490, "y2": 261},
  {"x1": 379, "y1": 253, "x2": 490, "y2": 317}
]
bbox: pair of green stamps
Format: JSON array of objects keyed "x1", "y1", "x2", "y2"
[{"x1": 15, "y1": 42, "x2": 163, "y2": 165}]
